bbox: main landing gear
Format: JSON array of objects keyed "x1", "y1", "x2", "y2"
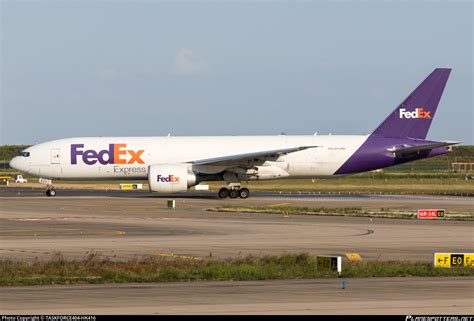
[{"x1": 218, "y1": 187, "x2": 250, "y2": 199}]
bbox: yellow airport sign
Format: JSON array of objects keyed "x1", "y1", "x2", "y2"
[
  {"x1": 345, "y1": 252, "x2": 362, "y2": 261},
  {"x1": 433, "y1": 253, "x2": 474, "y2": 268},
  {"x1": 317, "y1": 256, "x2": 342, "y2": 274},
  {"x1": 119, "y1": 183, "x2": 143, "y2": 190}
]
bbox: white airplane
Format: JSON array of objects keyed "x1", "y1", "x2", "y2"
[{"x1": 10, "y1": 68, "x2": 458, "y2": 198}]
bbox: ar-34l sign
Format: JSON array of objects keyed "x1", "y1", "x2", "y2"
[{"x1": 418, "y1": 209, "x2": 445, "y2": 219}]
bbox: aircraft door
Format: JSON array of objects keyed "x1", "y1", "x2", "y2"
[{"x1": 51, "y1": 149, "x2": 60, "y2": 164}]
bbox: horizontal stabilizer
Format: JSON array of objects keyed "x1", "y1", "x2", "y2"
[{"x1": 387, "y1": 141, "x2": 459, "y2": 158}]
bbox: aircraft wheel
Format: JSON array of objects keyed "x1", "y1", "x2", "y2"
[
  {"x1": 218, "y1": 188, "x2": 229, "y2": 198},
  {"x1": 229, "y1": 189, "x2": 239, "y2": 198},
  {"x1": 238, "y1": 188, "x2": 249, "y2": 199},
  {"x1": 46, "y1": 189, "x2": 56, "y2": 197}
]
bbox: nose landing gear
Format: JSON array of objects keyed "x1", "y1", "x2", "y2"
[
  {"x1": 46, "y1": 188, "x2": 56, "y2": 197},
  {"x1": 39, "y1": 178, "x2": 57, "y2": 197}
]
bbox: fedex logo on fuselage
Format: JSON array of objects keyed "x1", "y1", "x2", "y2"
[
  {"x1": 157, "y1": 175, "x2": 180, "y2": 183},
  {"x1": 399, "y1": 107, "x2": 431, "y2": 119},
  {"x1": 71, "y1": 144, "x2": 145, "y2": 165}
]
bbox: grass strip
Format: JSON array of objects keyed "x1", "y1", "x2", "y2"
[
  {"x1": 207, "y1": 206, "x2": 473, "y2": 220},
  {"x1": 1, "y1": 253, "x2": 473, "y2": 286}
]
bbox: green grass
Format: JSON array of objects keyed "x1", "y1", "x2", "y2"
[
  {"x1": 207, "y1": 206, "x2": 473, "y2": 220},
  {"x1": 1, "y1": 253, "x2": 472, "y2": 286},
  {"x1": 210, "y1": 206, "x2": 367, "y2": 215}
]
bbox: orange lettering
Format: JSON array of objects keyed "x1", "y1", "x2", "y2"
[
  {"x1": 128, "y1": 149, "x2": 145, "y2": 164},
  {"x1": 114, "y1": 144, "x2": 127, "y2": 164}
]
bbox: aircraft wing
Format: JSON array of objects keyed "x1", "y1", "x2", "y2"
[
  {"x1": 387, "y1": 141, "x2": 459, "y2": 158},
  {"x1": 189, "y1": 146, "x2": 318, "y2": 167}
]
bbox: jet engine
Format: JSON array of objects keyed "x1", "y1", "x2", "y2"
[{"x1": 148, "y1": 164, "x2": 197, "y2": 193}]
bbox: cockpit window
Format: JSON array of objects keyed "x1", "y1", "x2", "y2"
[{"x1": 19, "y1": 152, "x2": 30, "y2": 157}]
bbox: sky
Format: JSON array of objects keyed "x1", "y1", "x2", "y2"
[{"x1": 1, "y1": 1, "x2": 472, "y2": 145}]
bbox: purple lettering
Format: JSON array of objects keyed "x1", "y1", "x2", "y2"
[
  {"x1": 157, "y1": 175, "x2": 178, "y2": 183},
  {"x1": 83, "y1": 150, "x2": 98, "y2": 165},
  {"x1": 71, "y1": 144, "x2": 84, "y2": 165},
  {"x1": 97, "y1": 144, "x2": 114, "y2": 165},
  {"x1": 71, "y1": 143, "x2": 144, "y2": 166}
]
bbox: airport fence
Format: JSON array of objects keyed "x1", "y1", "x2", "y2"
[{"x1": 0, "y1": 160, "x2": 11, "y2": 171}]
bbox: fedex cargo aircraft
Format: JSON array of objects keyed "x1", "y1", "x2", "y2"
[{"x1": 10, "y1": 68, "x2": 458, "y2": 198}]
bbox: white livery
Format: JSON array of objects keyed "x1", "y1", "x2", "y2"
[{"x1": 10, "y1": 135, "x2": 366, "y2": 198}]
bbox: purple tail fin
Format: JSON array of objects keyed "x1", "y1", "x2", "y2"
[{"x1": 372, "y1": 68, "x2": 451, "y2": 139}]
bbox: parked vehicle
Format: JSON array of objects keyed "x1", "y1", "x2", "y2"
[{"x1": 14, "y1": 175, "x2": 27, "y2": 183}]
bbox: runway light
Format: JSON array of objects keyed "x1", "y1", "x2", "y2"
[{"x1": 167, "y1": 199, "x2": 176, "y2": 209}]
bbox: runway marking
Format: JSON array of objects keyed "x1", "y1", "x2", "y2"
[
  {"x1": 0, "y1": 248, "x2": 52, "y2": 255},
  {"x1": 363, "y1": 229, "x2": 375, "y2": 236},
  {"x1": 8, "y1": 216, "x2": 178, "y2": 222},
  {"x1": 11, "y1": 218, "x2": 73, "y2": 221},
  {"x1": 58, "y1": 205, "x2": 192, "y2": 213},
  {"x1": 0, "y1": 228, "x2": 126, "y2": 236},
  {"x1": 268, "y1": 203, "x2": 290, "y2": 207}
]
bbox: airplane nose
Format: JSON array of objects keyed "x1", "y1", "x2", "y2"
[{"x1": 9, "y1": 157, "x2": 21, "y2": 171}]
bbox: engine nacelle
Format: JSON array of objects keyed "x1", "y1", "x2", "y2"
[{"x1": 148, "y1": 164, "x2": 196, "y2": 193}]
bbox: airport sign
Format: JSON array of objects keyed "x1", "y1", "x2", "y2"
[
  {"x1": 433, "y1": 253, "x2": 474, "y2": 268},
  {"x1": 418, "y1": 209, "x2": 445, "y2": 219},
  {"x1": 119, "y1": 183, "x2": 143, "y2": 190},
  {"x1": 317, "y1": 256, "x2": 342, "y2": 274},
  {"x1": 345, "y1": 252, "x2": 362, "y2": 261}
]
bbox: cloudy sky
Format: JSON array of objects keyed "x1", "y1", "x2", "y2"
[{"x1": 1, "y1": 1, "x2": 472, "y2": 145}]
